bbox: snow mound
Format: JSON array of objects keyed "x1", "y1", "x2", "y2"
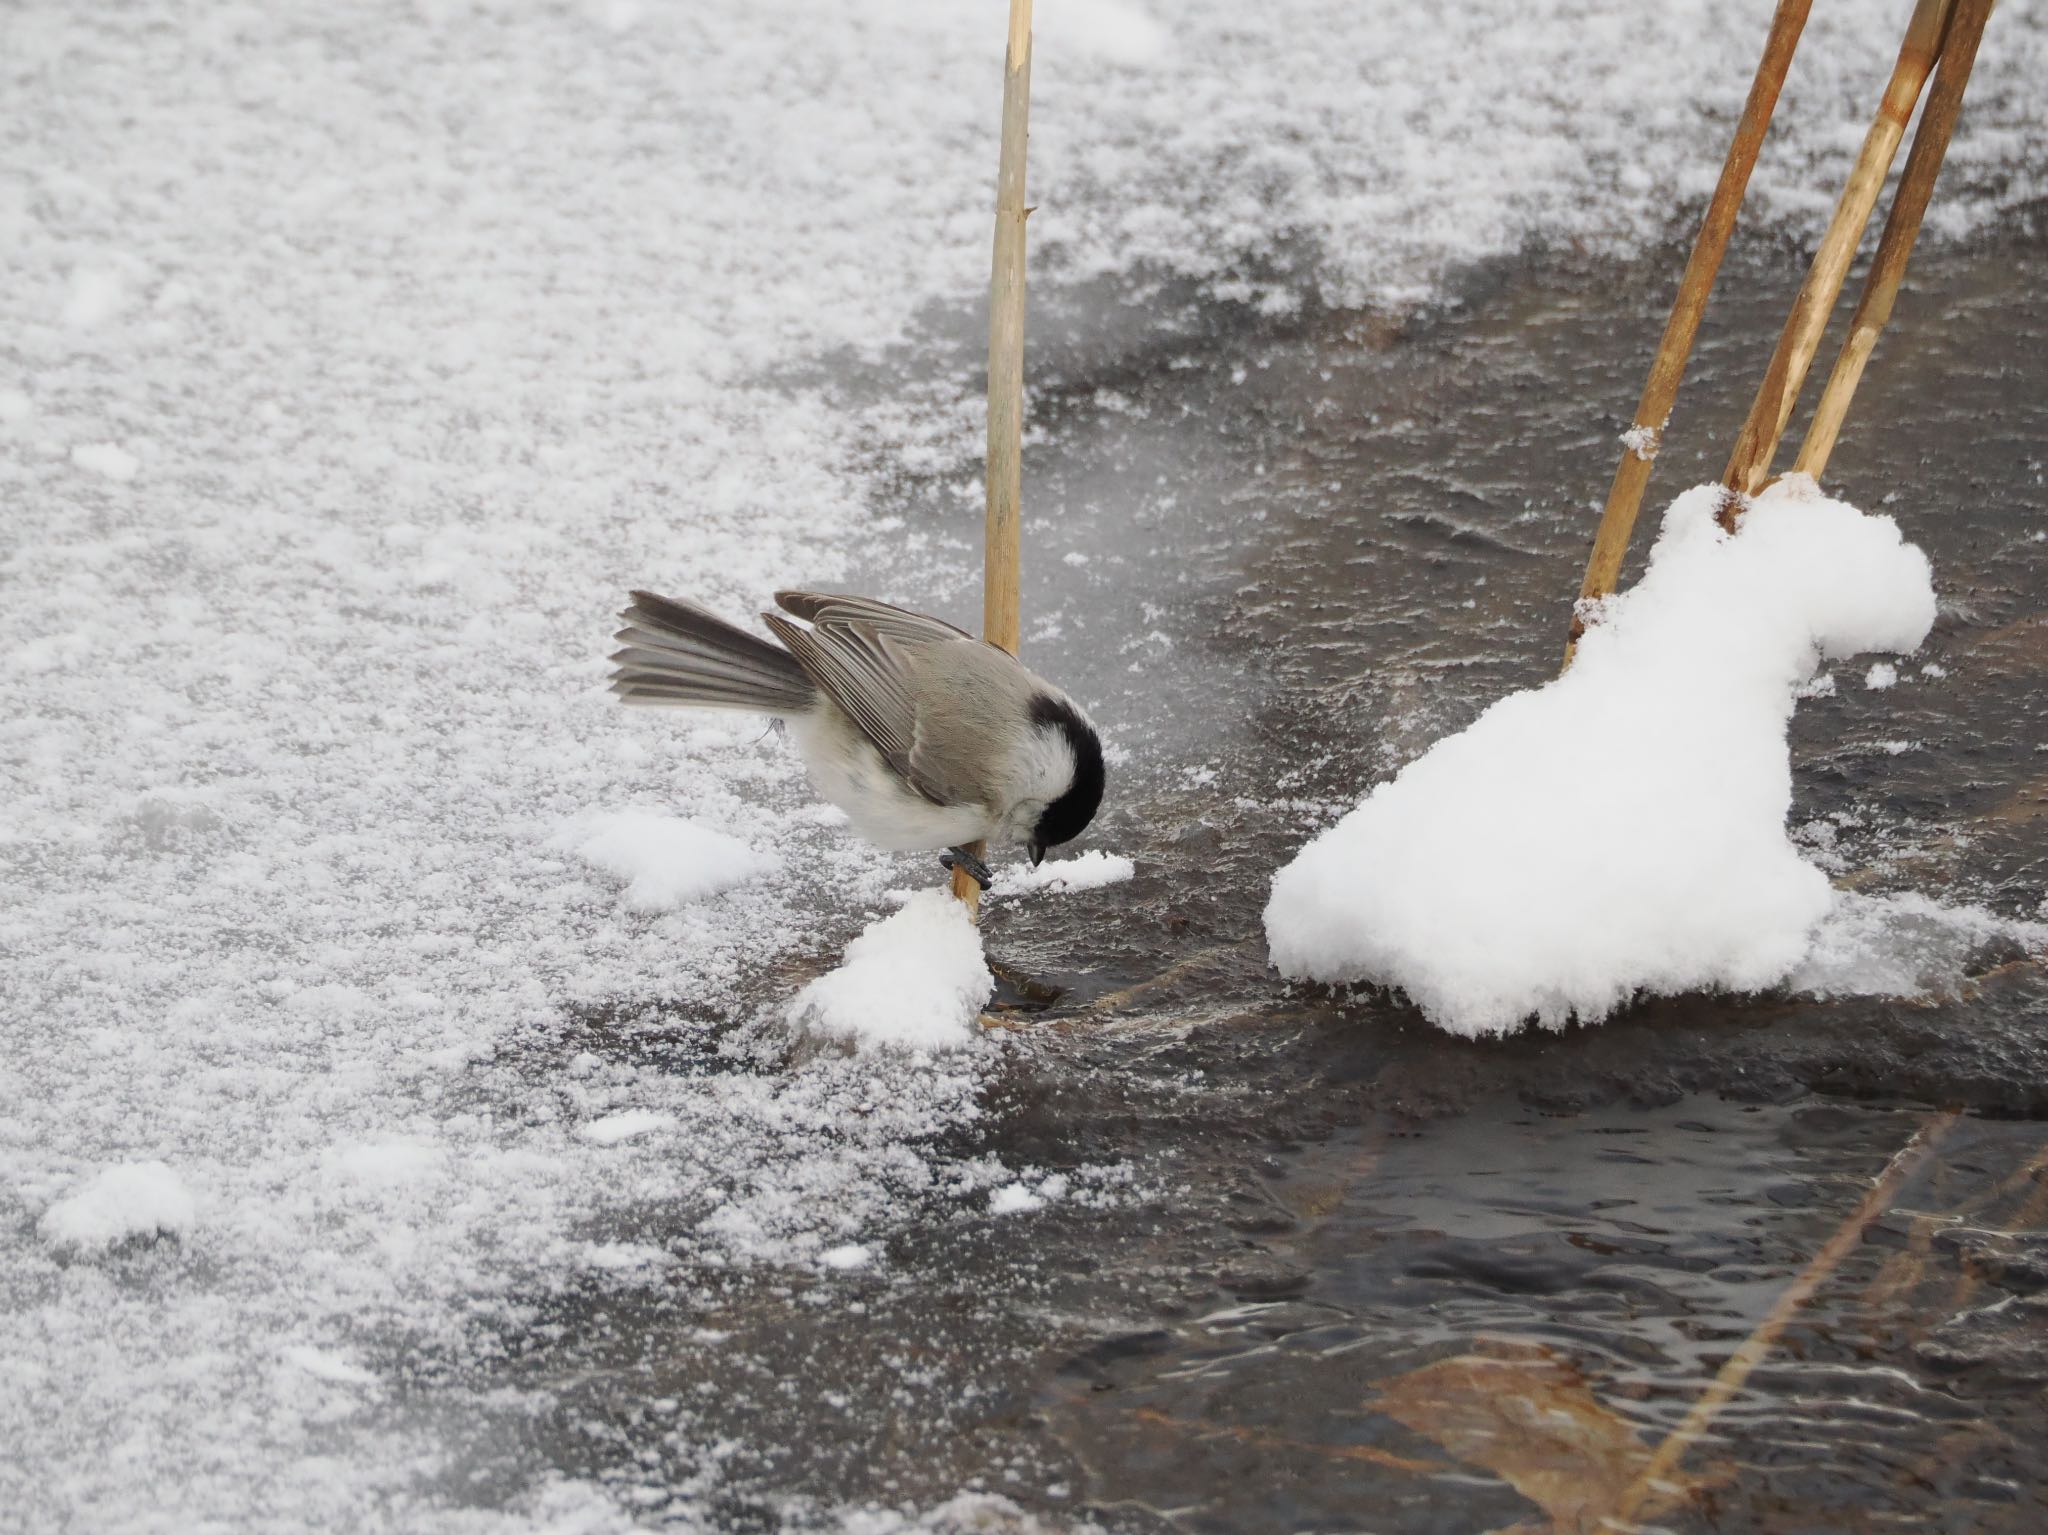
[
  {"x1": 557, "y1": 809, "x2": 776, "y2": 912},
  {"x1": 788, "y1": 891, "x2": 992, "y2": 1051},
  {"x1": 39, "y1": 1161, "x2": 196, "y2": 1253},
  {"x1": 1265, "y1": 477, "x2": 1939, "y2": 1036},
  {"x1": 992, "y1": 849, "x2": 1135, "y2": 897}
]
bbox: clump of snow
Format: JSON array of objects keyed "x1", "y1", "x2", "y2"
[
  {"x1": 1866, "y1": 660, "x2": 1899, "y2": 689},
  {"x1": 281, "y1": 1345, "x2": 378, "y2": 1386},
  {"x1": 788, "y1": 891, "x2": 992, "y2": 1051},
  {"x1": 579, "y1": 1109, "x2": 676, "y2": 1144},
  {"x1": 555, "y1": 809, "x2": 776, "y2": 912},
  {"x1": 62, "y1": 266, "x2": 127, "y2": 328},
  {"x1": 991, "y1": 849, "x2": 1136, "y2": 897},
  {"x1": 1265, "y1": 478, "x2": 1938, "y2": 1036},
  {"x1": 989, "y1": 1183, "x2": 1045, "y2": 1216},
  {"x1": 820, "y1": 1242, "x2": 872, "y2": 1270},
  {"x1": 69, "y1": 442, "x2": 138, "y2": 481},
  {"x1": 38, "y1": 1162, "x2": 196, "y2": 1253},
  {"x1": 1620, "y1": 422, "x2": 1661, "y2": 461}
]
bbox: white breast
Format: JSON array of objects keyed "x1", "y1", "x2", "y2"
[{"x1": 784, "y1": 706, "x2": 995, "y2": 852}]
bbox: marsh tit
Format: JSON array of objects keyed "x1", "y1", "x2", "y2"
[{"x1": 609, "y1": 589, "x2": 1104, "y2": 887}]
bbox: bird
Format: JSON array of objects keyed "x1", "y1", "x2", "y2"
[{"x1": 608, "y1": 589, "x2": 1105, "y2": 888}]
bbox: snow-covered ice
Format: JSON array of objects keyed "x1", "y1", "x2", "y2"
[
  {"x1": 4, "y1": 0, "x2": 2046, "y2": 1525},
  {"x1": 787, "y1": 891, "x2": 994, "y2": 1051},
  {"x1": 1265, "y1": 478, "x2": 1974, "y2": 1035},
  {"x1": 37, "y1": 1161, "x2": 197, "y2": 1254}
]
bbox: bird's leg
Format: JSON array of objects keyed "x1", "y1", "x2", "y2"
[{"x1": 939, "y1": 846, "x2": 993, "y2": 891}]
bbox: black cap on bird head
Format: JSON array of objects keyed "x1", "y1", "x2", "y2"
[{"x1": 1026, "y1": 694, "x2": 1105, "y2": 866}]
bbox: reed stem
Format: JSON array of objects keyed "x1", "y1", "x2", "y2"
[
  {"x1": 1721, "y1": 0, "x2": 1954, "y2": 501},
  {"x1": 1793, "y1": 0, "x2": 1992, "y2": 481},
  {"x1": 952, "y1": 0, "x2": 1033, "y2": 917},
  {"x1": 1563, "y1": 0, "x2": 1812, "y2": 668}
]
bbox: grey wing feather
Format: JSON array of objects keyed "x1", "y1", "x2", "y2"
[
  {"x1": 762, "y1": 612, "x2": 952, "y2": 805},
  {"x1": 774, "y1": 591, "x2": 973, "y2": 645}
]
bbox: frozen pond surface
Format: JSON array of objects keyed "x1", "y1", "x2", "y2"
[{"x1": 7, "y1": 1, "x2": 2048, "y2": 1526}]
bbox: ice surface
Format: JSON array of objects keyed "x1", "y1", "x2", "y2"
[
  {"x1": 5, "y1": 0, "x2": 2046, "y2": 1525},
  {"x1": 787, "y1": 891, "x2": 994, "y2": 1051},
  {"x1": 1265, "y1": 479, "x2": 1969, "y2": 1036},
  {"x1": 37, "y1": 1161, "x2": 196, "y2": 1253}
]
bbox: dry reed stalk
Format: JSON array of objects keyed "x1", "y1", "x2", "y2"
[
  {"x1": 1720, "y1": 0, "x2": 1955, "y2": 501},
  {"x1": 1605, "y1": 1110, "x2": 1958, "y2": 1529},
  {"x1": 952, "y1": 0, "x2": 1034, "y2": 917},
  {"x1": 1563, "y1": 0, "x2": 1812, "y2": 668},
  {"x1": 1793, "y1": 0, "x2": 1992, "y2": 481}
]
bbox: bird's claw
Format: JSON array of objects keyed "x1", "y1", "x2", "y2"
[{"x1": 939, "y1": 847, "x2": 993, "y2": 891}]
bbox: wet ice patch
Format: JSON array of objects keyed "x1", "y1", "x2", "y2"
[
  {"x1": 38, "y1": 1161, "x2": 195, "y2": 1253},
  {"x1": 788, "y1": 890, "x2": 992, "y2": 1051},
  {"x1": 992, "y1": 849, "x2": 1135, "y2": 897},
  {"x1": 556, "y1": 808, "x2": 776, "y2": 912},
  {"x1": 1266, "y1": 478, "x2": 1941, "y2": 1036}
]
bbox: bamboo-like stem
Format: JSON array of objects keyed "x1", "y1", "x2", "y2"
[
  {"x1": 952, "y1": 0, "x2": 1033, "y2": 917},
  {"x1": 1793, "y1": 0, "x2": 1991, "y2": 481},
  {"x1": 1562, "y1": 0, "x2": 1812, "y2": 669},
  {"x1": 1606, "y1": 1111, "x2": 1957, "y2": 1529},
  {"x1": 1721, "y1": 0, "x2": 1954, "y2": 501}
]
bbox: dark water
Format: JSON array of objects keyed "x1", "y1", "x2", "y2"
[{"x1": 510, "y1": 237, "x2": 2048, "y2": 1530}]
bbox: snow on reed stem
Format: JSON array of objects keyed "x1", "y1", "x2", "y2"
[
  {"x1": 1721, "y1": 0, "x2": 1954, "y2": 501},
  {"x1": 1565, "y1": 0, "x2": 1812, "y2": 670},
  {"x1": 952, "y1": 0, "x2": 1033, "y2": 918},
  {"x1": 1795, "y1": 0, "x2": 1993, "y2": 482}
]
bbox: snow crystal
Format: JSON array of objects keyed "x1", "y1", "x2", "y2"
[
  {"x1": 989, "y1": 1183, "x2": 1045, "y2": 1217},
  {"x1": 38, "y1": 1162, "x2": 196, "y2": 1253},
  {"x1": 62, "y1": 266, "x2": 126, "y2": 327},
  {"x1": 68, "y1": 441, "x2": 137, "y2": 481},
  {"x1": 788, "y1": 891, "x2": 993, "y2": 1051},
  {"x1": 579, "y1": 1109, "x2": 677, "y2": 1144},
  {"x1": 1265, "y1": 478, "x2": 1938, "y2": 1036},
  {"x1": 991, "y1": 849, "x2": 1136, "y2": 897},
  {"x1": 556, "y1": 809, "x2": 777, "y2": 912},
  {"x1": 281, "y1": 1346, "x2": 378, "y2": 1386}
]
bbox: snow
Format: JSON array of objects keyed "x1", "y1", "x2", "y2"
[
  {"x1": 1265, "y1": 478, "x2": 1943, "y2": 1036},
  {"x1": 282, "y1": 1345, "x2": 378, "y2": 1386},
  {"x1": 578, "y1": 1109, "x2": 677, "y2": 1144},
  {"x1": 787, "y1": 891, "x2": 994, "y2": 1051},
  {"x1": 820, "y1": 1242, "x2": 873, "y2": 1271},
  {"x1": 68, "y1": 441, "x2": 137, "y2": 480},
  {"x1": 991, "y1": 849, "x2": 1136, "y2": 897},
  {"x1": 38, "y1": 1161, "x2": 196, "y2": 1253},
  {"x1": 2, "y1": 0, "x2": 2044, "y2": 1524},
  {"x1": 555, "y1": 808, "x2": 776, "y2": 912},
  {"x1": 1866, "y1": 660, "x2": 1900, "y2": 689}
]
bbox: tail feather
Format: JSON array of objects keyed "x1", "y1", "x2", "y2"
[{"x1": 609, "y1": 591, "x2": 814, "y2": 714}]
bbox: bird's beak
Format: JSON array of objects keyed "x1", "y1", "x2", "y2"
[{"x1": 1028, "y1": 843, "x2": 1045, "y2": 868}]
